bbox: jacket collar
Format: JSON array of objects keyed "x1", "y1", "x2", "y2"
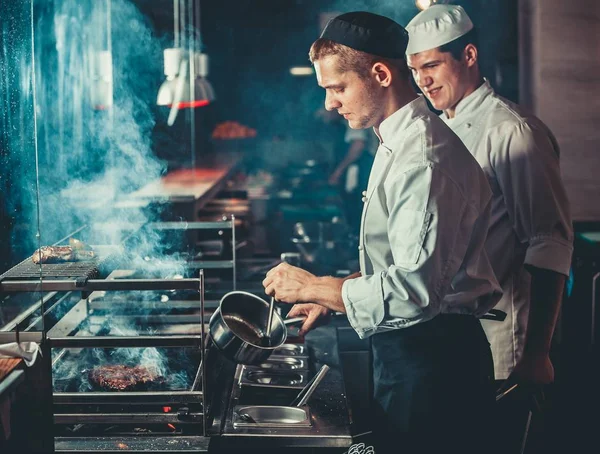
[
  {"x1": 374, "y1": 96, "x2": 431, "y2": 153},
  {"x1": 443, "y1": 79, "x2": 493, "y2": 126}
]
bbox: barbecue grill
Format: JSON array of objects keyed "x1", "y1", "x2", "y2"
[
  {"x1": 0, "y1": 220, "x2": 353, "y2": 452},
  {"x1": 0, "y1": 221, "x2": 240, "y2": 448}
]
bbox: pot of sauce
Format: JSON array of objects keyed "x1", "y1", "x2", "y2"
[{"x1": 208, "y1": 291, "x2": 288, "y2": 365}]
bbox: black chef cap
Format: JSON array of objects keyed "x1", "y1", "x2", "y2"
[{"x1": 320, "y1": 11, "x2": 409, "y2": 59}]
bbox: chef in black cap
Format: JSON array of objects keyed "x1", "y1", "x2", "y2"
[{"x1": 264, "y1": 11, "x2": 501, "y2": 454}]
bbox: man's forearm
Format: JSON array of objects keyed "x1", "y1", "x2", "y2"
[
  {"x1": 301, "y1": 275, "x2": 348, "y2": 313},
  {"x1": 523, "y1": 266, "x2": 566, "y2": 357}
]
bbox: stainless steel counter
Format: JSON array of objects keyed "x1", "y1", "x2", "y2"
[{"x1": 214, "y1": 325, "x2": 353, "y2": 450}]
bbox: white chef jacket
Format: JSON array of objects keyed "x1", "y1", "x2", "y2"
[
  {"x1": 442, "y1": 80, "x2": 574, "y2": 379},
  {"x1": 341, "y1": 96, "x2": 502, "y2": 339}
]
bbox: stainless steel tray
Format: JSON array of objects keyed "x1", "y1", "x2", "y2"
[
  {"x1": 232, "y1": 405, "x2": 311, "y2": 428},
  {"x1": 271, "y1": 343, "x2": 306, "y2": 357},
  {"x1": 252, "y1": 356, "x2": 308, "y2": 371},
  {"x1": 239, "y1": 367, "x2": 308, "y2": 389}
]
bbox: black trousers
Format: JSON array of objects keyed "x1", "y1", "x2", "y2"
[{"x1": 370, "y1": 314, "x2": 496, "y2": 454}]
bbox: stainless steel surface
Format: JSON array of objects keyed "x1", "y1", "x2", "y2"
[
  {"x1": 53, "y1": 391, "x2": 203, "y2": 405},
  {"x1": 48, "y1": 335, "x2": 203, "y2": 349},
  {"x1": 255, "y1": 356, "x2": 307, "y2": 370},
  {"x1": 232, "y1": 405, "x2": 311, "y2": 428},
  {"x1": 147, "y1": 221, "x2": 233, "y2": 230},
  {"x1": 54, "y1": 435, "x2": 211, "y2": 452},
  {"x1": 272, "y1": 343, "x2": 306, "y2": 356},
  {"x1": 208, "y1": 291, "x2": 287, "y2": 365},
  {"x1": 0, "y1": 277, "x2": 201, "y2": 293},
  {"x1": 240, "y1": 367, "x2": 308, "y2": 389},
  {"x1": 237, "y1": 412, "x2": 256, "y2": 423},
  {"x1": 54, "y1": 412, "x2": 202, "y2": 425},
  {"x1": 291, "y1": 364, "x2": 330, "y2": 407},
  {"x1": 265, "y1": 296, "x2": 275, "y2": 340},
  {"x1": 219, "y1": 325, "x2": 353, "y2": 448},
  {"x1": 37, "y1": 271, "x2": 209, "y2": 434},
  {"x1": 0, "y1": 331, "x2": 44, "y2": 344}
]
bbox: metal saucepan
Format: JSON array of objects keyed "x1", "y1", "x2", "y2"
[{"x1": 209, "y1": 291, "x2": 301, "y2": 365}]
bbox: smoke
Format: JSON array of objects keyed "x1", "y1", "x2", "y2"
[
  {"x1": 31, "y1": 0, "x2": 188, "y2": 274},
  {"x1": 52, "y1": 346, "x2": 198, "y2": 392}
]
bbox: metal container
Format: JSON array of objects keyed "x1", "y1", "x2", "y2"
[
  {"x1": 208, "y1": 291, "x2": 287, "y2": 365},
  {"x1": 240, "y1": 368, "x2": 308, "y2": 389},
  {"x1": 254, "y1": 356, "x2": 307, "y2": 370},
  {"x1": 272, "y1": 343, "x2": 306, "y2": 357},
  {"x1": 232, "y1": 405, "x2": 311, "y2": 428}
]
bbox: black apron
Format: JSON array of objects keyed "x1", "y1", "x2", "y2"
[{"x1": 370, "y1": 314, "x2": 496, "y2": 454}]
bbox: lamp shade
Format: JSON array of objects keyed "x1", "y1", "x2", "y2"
[{"x1": 157, "y1": 50, "x2": 215, "y2": 109}]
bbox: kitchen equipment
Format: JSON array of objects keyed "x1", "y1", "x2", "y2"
[
  {"x1": 272, "y1": 343, "x2": 306, "y2": 357},
  {"x1": 254, "y1": 356, "x2": 307, "y2": 371},
  {"x1": 290, "y1": 364, "x2": 330, "y2": 407},
  {"x1": 264, "y1": 296, "x2": 276, "y2": 346},
  {"x1": 208, "y1": 291, "x2": 291, "y2": 365},
  {"x1": 232, "y1": 405, "x2": 311, "y2": 428},
  {"x1": 231, "y1": 365, "x2": 330, "y2": 428},
  {"x1": 242, "y1": 369, "x2": 306, "y2": 388}
]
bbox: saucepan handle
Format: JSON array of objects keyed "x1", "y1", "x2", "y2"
[{"x1": 283, "y1": 316, "x2": 307, "y2": 326}]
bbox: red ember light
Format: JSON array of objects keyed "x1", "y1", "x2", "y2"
[
  {"x1": 163, "y1": 406, "x2": 172, "y2": 412},
  {"x1": 167, "y1": 100, "x2": 210, "y2": 109},
  {"x1": 167, "y1": 423, "x2": 176, "y2": 431}
]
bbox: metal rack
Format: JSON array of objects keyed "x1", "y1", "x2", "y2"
[
  {"x1": 147, "y1": 216, "x2": 237, "y2": 290},
  {"x1": 0, "y1": 266, "x2": 211, "y2": 450},
  {"x1": 45, "y1": 272, "x2": 206, "y2": 430}
]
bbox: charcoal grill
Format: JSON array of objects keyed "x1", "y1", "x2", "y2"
[
  {"x1": 0, "y1": 260, "x2": 215, "y2": 443},
  {"x1": 33, "y1": 267, "x2": 214, "y2": 434}
]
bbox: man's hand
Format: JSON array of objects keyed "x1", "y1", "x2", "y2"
[
  {"x1": 497, "y1": 353, "x2": 554, "y2": 395},
  {"x1": 288, "y1": 303, "x2": 331, "y2": 336},
  {"x1": 329, "y1": 169, "x2": 343, "y2": 186},
  {"x1": 262, "y1": 262, "x2": 317, "y2": 304}
]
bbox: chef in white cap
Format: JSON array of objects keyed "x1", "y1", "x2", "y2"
[{"x1": 406, "y1": 4, "x2": 573, "y2": 452}]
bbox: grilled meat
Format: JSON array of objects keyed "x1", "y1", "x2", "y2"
[
  {"x1": 88, "y1": 365, "x2": 164, "y2": 391},
  {"x1": 31, "y1": 245, "x2": 95, "y2": 264}
]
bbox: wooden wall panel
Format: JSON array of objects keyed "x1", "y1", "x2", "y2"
[{"x1": 519, "y1": 0, "x2": 600, "y2": 221}]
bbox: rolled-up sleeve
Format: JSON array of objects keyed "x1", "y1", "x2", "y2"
[
  {"x1": 493, "y1": 122, "x2": 573, "y2": 276},
  {"x1": 341, "y1": 164, "x2": 481, "y2": 338}
]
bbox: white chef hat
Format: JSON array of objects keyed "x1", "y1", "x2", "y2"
[{"x1": 405, "y1": 4, "x2": 473, "y2": 55}]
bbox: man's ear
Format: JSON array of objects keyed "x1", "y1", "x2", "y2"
[
  {"x1": 372, "y1": 62, "x2": 392, "y2": 87},
  {"x1": 464, "y1": 44, "x2": 478, "y2": 68}
]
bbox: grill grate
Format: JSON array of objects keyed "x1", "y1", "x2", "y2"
[
  {"x1": 0, "y1": 260, "x2": 100, "y2": 280},
  {"x1": 0, "y1": 245, "x2": 122, "y2": 281}
]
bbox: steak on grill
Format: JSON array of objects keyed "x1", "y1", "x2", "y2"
[
  {"x1": 88, "y1": 365, "x2": 165, "y2": 391},
  {"x1": 32, "y1": 245, "x2": 95, "y2": 264}
]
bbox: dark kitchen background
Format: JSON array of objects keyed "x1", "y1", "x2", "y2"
[
  {"x1": 0, "y1": 0, "x2": 520, "y2": 270},
  {"x1": 1, "y1": 0, "x2": 599, "y2": 451}
]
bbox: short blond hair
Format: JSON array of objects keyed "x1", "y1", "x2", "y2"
[{"x1": 309, "y1": 38, "x2": 409, "y2": 80}]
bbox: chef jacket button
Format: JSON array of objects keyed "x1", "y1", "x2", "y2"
[
  {"x1": 358, "y1": 245, "x2": 364, "y2": 251},
  {"x1": 362, "y1": 196, "x2": 367, "y2": 202},
  {"x1": 362, "y1": 190, "x2": 367, "y2": 196}
]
